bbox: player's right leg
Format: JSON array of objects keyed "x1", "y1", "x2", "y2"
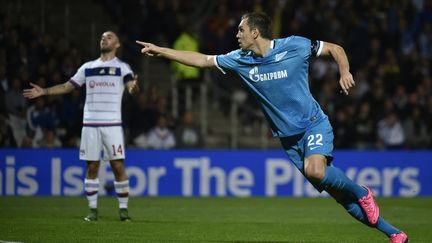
[
  {"x1": 80, "y1": 126, "x2": 102, "y2": 221},
  {"x1": 83, "y1": 161, "x2": 100, "y2": 221},
  {"x1": 326, "y1": 187, "x2": 408, "y2": 242}
]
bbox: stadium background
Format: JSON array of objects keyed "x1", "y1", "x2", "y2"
[
  {"x1": 1, "y1": 1, "x2": 432, "y2": 242},
  {"x1": 1, "y1": 0, "x2": 432, "y2": 191},
  {"x1": 1, "y1": 0, "x2": 431, "y2": 193},
  {"x1": 1, "y1": 0, "x2": 431, "y2": 150}
]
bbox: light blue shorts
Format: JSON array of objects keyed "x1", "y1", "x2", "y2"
[{"x1": 279, "y1": 117, "x2": 334, "y2": 192}]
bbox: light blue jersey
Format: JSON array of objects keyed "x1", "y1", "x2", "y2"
[{"x1": 215, "y1": 36, "x2": 326, "y2": 137}]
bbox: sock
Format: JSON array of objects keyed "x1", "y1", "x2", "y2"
[
  {"x1": 114, "y1": 180, "x2": 129, "y2": 209},
  {"x1": 339, "y1": 196, "x2": 400, "y2": 236},
  {"x1": 342, "y1": 200, "x2": 370, "y2": 226},
  {"x1": 376, "y1": 217, "x2": 401, "y2": 237},
  {"x1": 320, "y1": 166, "x2": 367, "y2": 199},
  {"x1": 84, "y1": 178, "x2": 99, "y2": 209}
]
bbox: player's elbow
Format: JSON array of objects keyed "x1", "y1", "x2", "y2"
[
  {"x1": 329, "y1": 43, "x2": 345, "y2": 55},
  {"x1": 321, "y1": 42, "x2": 343, "y2": 56},
  {"x1": 199, "y1": 55, "x2": 215, "y2": 68}
]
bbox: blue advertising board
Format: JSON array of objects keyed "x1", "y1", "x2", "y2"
[{"x1": 0, "y1": 149, "x2": 431, "y2": 197}]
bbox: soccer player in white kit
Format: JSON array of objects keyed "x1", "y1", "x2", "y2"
[{"x1": 23, "y1": 31, "x2": 139, "y2": 222}]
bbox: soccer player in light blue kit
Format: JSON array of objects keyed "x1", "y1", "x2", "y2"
[{"x1": 137, "y1": 12, "x2": 408, "y2": 243}]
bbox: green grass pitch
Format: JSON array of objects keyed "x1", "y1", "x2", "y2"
[{"x1": 0, "y1": 197, "x2": 430, "y2": 242}]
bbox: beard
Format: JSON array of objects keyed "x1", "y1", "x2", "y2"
[{"x1": 100, "y1": 46, "x2": 112, "y2": 53}]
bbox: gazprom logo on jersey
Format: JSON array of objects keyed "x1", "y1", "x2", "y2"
[
  {"x1": 249, "y1": 66, "x2": 288, "y2": 82},
  {"x1": 88, "y1": 80, "x2": 115, "y2": 88}
]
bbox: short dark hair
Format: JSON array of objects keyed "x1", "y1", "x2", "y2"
[{"x1": 241, "y1": 12, "x2": 272, "y2": 39}]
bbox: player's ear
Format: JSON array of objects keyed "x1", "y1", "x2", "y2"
[{"x1": 252, "y1": 28, "x2": 259, "y2": 39}]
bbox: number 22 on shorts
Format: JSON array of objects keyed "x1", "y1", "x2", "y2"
[{"x1": 307, "y1": 133, "x2": 323, "y2": 150}]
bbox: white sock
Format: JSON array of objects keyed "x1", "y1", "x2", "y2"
[
  {"x1": 84, "y1": 178, "x2": 99, "y2": 209},
  {"x1": 114, "y1": 180, "x2": 129, "y2": 209}
]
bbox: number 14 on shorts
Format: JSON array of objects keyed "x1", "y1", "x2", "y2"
[{"x1": 112, "y1": 144, "x2": 123, "y2": 156}]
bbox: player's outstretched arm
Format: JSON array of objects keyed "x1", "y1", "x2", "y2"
[
  {"x1": 23, "y1": 82, "x2": 75, "y2": 99},
  {"x1": 320, "y1": 42, "x2": 355, "y2": 95},
  {"x1": 136, "y1": 41, "x2": 215, "y2": 68}
]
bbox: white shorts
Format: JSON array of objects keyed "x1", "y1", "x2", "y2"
[{"x1": 79, "y1": 126, "x2": 126, "y2": 161}]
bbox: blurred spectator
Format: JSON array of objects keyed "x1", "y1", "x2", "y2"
[
  {"x1": 60, "y1": 89, "x2": 83, "y2": 137},
  {"x1": 354, "y1": 102, "x2": 376, "y2": 149},
  {"x1": 171, "y1": 18, "x2": 201, "y2": 112},
  {"x1": 133, "y1": 133, "x2": 148, "y2": 149},
  {"x1": 377, "y1": 112, "x2": 405, "y2": 149},
  {"x1": 156, "y1": 94, "x2": 176, "y2": 129},
  {"x1": 26, "y1": 97, "x2": 58, "y2": 131},
  {"x1": 403, "y1": 107, "x2": 430, "y2": 148},
  {"x1": 175, "y1": 111, "x2": 203, "y2": 148},
  {"x1": 38, "y1": 129, "x2": 62, "y2": 148},
  {"x1": 171, "y1": 19, "x2": 200, "y2": 83},
  {"x1": 63, "y1": 131, "x2": 80, "y2": 148},
  {"x1": 8, "y1": 107, "x2": 32, "y2": 147},
  {"x1": 333, "y1": 107, "x2": 356, "y2": 149},
  {"x1": 129, "y1": 92, "x2": 159, "y2": 148},
  {"x1": 5, "y1": 77, "x2": 27, "y2": 116},
  {"x1": 128, "y1": 93, "x2": 159, "y2": 141},
  {"x1": 0, "y1": 115, "x2": 16, "y2": 147},
  {"x1": 147, "y1": 115, "x2": 176, "y2": 149},
  {"x1": 0, "y1": 65, "x2": 8, "y2": 115}
]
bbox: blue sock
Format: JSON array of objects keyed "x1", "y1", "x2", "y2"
[
  {"x1": 341, "y1": 200, "x2": 370, "y2": 226},
  {"x1": 319, "y1": 166, "x2": 367, "y2": 199},
  {"x1": 376, "y1": 217, "x2": 400, "y2": 237},
  {"x1": 340, "y1": 199, "x2": 400, "y2": 236}
]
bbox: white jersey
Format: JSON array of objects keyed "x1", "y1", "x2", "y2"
[{"x1": 70, "y1": 57, "x2": 133, "y2": 126}]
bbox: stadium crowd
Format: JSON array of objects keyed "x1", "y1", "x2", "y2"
[{"x1": 0, "y1": 0, "x2": 431, "y2": 149}]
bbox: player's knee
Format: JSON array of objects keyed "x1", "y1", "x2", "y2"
[
  {"x1": 304, "y1": 155, "x2": 326, "y2": 182},
  {"x1": 86, "y1": 161, "x2": 100, "y2": 178},
  {"x1": 110, "y1": 160, "x2": 127, "y2": 180},
  {"x1": 87, "y1": 168, "x2": 98, "y2": 178},
  {"x1": 305, "y1": 167, "x2": 325, "y2": 182},
  {"x1": 110, "y1": 160, "x2": 124, "y2": 172}
]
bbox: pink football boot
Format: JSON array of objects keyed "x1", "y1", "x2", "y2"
[
  {"x1": 358, "y1": 187, "x2": 380, "y2": 225},
  {"x1": 389, "y1": 231, "x2": 408, "y2": 243}
]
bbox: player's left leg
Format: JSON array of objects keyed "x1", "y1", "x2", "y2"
[
  {"x1": 102, "y1": 126, "x2": 131, "y2": 221},
  {"x1": 110, "y1": 159, "x2": 131, "y2": 221},
  {"x1": 303, "y1": 118, "x2": 379, "y2": 225},
  {"x1": 327, "y1": 188, "x2": 408, "y2": 242},
  {"x1": 305, "y1": 154, "x2": 368, "y2": 199},
  {"x1": 304, "y1": 154, "x2": 380, "y2": 224}
]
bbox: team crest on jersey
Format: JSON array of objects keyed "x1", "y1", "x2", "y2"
[
  {"x1": 109, "y1": 67, "x2": 116, "y2": 75},
  {"x1": 275, "y1": 51, "x2": 287, "y2": 62},
  {"x1": 249, "y1": 66, "x2": 288, "y2": 82}
]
